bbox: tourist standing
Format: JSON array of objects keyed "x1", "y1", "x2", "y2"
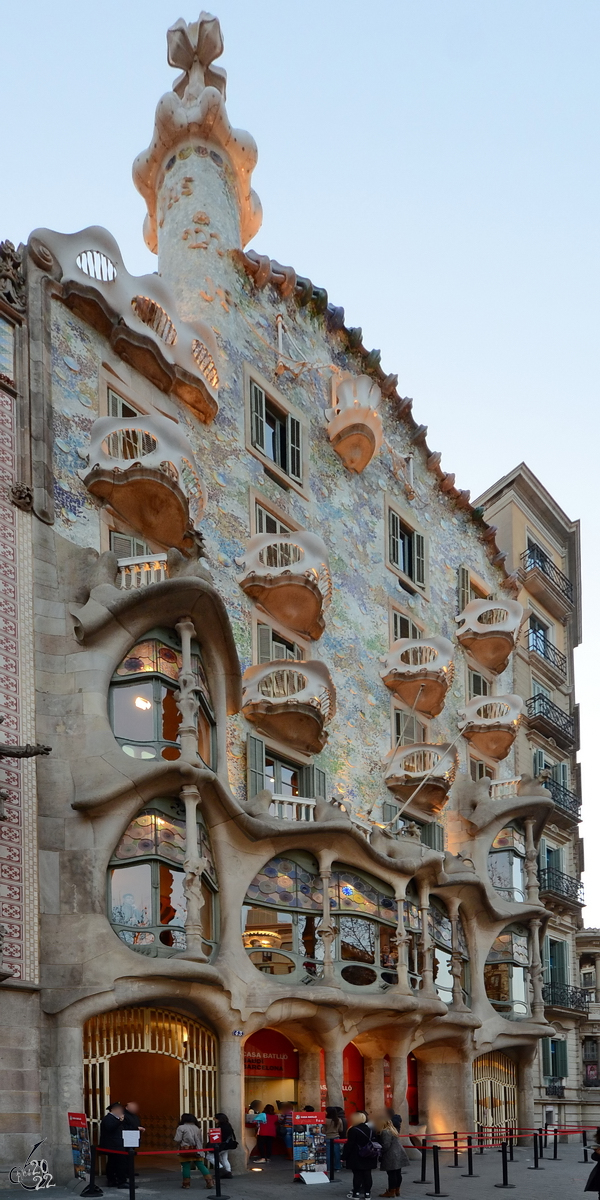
[
  {"x1": 100, "y1": 1103, "x2": 126, "y2": 1188},
  {"x1": 174, "y1": 1114, "x2": 213, "y2": 1190}
]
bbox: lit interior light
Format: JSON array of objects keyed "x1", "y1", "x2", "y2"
[
  {"x1": 251, "y1": 1168, "x2": 263, "y2": 1172},
  {"x1": 135, "y1": 696, "x2": 152, "y2": 710}
]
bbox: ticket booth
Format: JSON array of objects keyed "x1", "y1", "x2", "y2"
[{"x1": 243, "y1": 1029, "x2": 299, "y2": 1110}]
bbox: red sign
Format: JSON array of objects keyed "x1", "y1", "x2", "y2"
[
  {"x1": 68, "y1": 1112, "x2": 88, "y2": 1128},
  {"x1": 244, "y1": 1029, "x2": 299, "y2": 1079},
  {"x1": 207, "y1": 1129, "x2": 222, "y2": 1144},
  {"x1": 292, "y1": 1112, "x2": 326, "y2": 1125}
]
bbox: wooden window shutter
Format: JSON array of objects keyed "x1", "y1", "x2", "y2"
[
  {"x1": 247, "y1": 733, "x2": 265, "y2": 798},
  {"x1": 533, "y1": 749, "x2": 545, "y2": 778},
  {"x1": 287, "y1": 415, "x2": 302, "y2": 481},
  {"x1": 250, "y1": 381, "x2": 265, "y2": 451},
  {"x1": 458, "y1": 566, "x2": 470, "y2": 614},
  {"x1": 382, "y1": 801, "x2": 399, "y2": 825},
  {"x1": 414, "y1": 532, "x2": 426, "y2": 586},
  {"x1": 554, "y1": 939, "x2": 569, "y2": 985},
  {"x1": 421, "y1": 821, "x2": 445, "y2": 852},
  {"x1": 541, "y1": 1038, "x2": 551, "y2": 1077},
  {"x1": 555, "y1": 1039, "x2": 568, "y2": 1079},
  {"x1": 542, "y1": 932, "x2": 551, "y2": 983},
  {"x1": 389, "y1": 510, "x2": 400, "y2": 568},
  {"x1": 303, "y1": 765, "x2": 327, "y2": 802},
  {"x1": 257, "y1": 624, "x2": 272, "y2": 664}
]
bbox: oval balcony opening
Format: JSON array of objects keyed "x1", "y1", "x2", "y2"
[
  {"x1": 102, "y1": 429, "x2": 158, "y2": 460},
  {"x1": 459, "y1": 694, "x2": 522, "y2": 761},
  {"x1": 476, "y1": 607, "x2": 509, "y2": 626},
  {"x1": 380, "y1": 635, "x2": 454, "y2": 719},
  {"x1": 242, "y1": 659, "x2": 335, "y2": 755},
  {"x1": 258, "y1": 541, "x2": 304, "y2": 568},
  {"x1": 131, "y1": 295, "x2": 177, "y2": 346},
  {"x1": 259, "y1": 669, "x2": 308, "y2": 699},
  {"x1": 400, "y1": 645, "x2": 438, "y2": 667},
  {"x1": 237, "y1": 531, "x2": 332, "y2": 641},
  {"x1": 476, "y1": 701, "x2": 511, "y2": 720},
  {"x1": 383, "y1": 741, "x2": 457, "y2": 819},
  {"x1": 76, "y1": 249, "x2": 117, "y2": 282},
  {"x1": 456, "y1": 598, "x2": 523, "y2": 675}
]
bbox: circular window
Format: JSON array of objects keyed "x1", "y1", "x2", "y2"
[{"x1": 341, "y1": 965, "x2": 378, "y2": 987}]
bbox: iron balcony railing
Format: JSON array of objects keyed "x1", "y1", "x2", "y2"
[
  {"x1": 542, "y1": 982, "x2": 589, "y2": 1013},
  {"x1": 539, "y1": 867, "x2": 584, "y2": 905},
  {"x1": 545, "y1": 1078, "x2": 565, "y2": 1097},
  {"x1": 521, "y1": 544, "x2": 573, "y2": 604},
  {"x1": 528, "y1": 630, "x2": 568, "y2": 678},
  {"x1": 546, "y1": 777, "x2": 581, "y2": 821},
  {"x1": 526, "y1": 694, "x2": 574, "y2": 743}
]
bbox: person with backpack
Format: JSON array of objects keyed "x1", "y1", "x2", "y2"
[
  {"x1": 342, "y1": 1111, "x2": 380, "y2": 1200},
  {"x1": 214, "y1": 1113, "x2": 237, "y2": 1178}
]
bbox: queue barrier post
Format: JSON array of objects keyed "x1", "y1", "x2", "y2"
[
  {"x1": 127, "y1": 1150, "x2": 135, "y2": 1200},
  {"x1": 328, "y1": 1138, "x2": 335, "y2": 1183},
  {"x1": 479, "y1": 1128, "x2": 484, "y2": 1155},
  {"x1": 538, "y1": 1128, "x2": 544, "y2": 1159},
  {"x1": 414, "y1": 1137, "x2": 431, "y2": 1184},
  {"x1": 544, "y1": 1123, "x2": 548, "y2": 1150},
  {"x1": 580, "y1": 1130, "x2": 589, "y2": 1164},
  {"x1": 425, "y1": 1145, "x2": 448, "y2": 1198},
  {"x1": 528, "y1": 1129, "x2": 543, "y2": 1171},
  {"x1": 508, "y1": 1128, "x2": 513, "y2": 1162},
  {"x1": 494, "y1": 1141, "x2": 514, "y2": 1190},
  {"x1": 448, "y1": 1131, "x2": 459, "y2": 1168},
  {"x1": 81, "y1": 1144, "x2": 103, "y2": 1197},
  {"x1": 461, "y1": 1135, "x2": 478, "y2": 1178},
  {"x1": 552, "y1": 1128, "x2": 561, "y2": 1161}
]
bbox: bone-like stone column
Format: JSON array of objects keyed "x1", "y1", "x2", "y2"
[
  {"x1": 364, "y1": 1054, "x2": 385, "y2": 1118},
  {"x1": 180, "y1": 783, "x2": 208, "y2": 961},
  {"x1": 524, "y1": 818, "x2": 540, "y2": 904},
  {"x1": 418, "y1": 881, "x2": 435, "y2": 997},
  {"x1": 324, "y1": 1048, "x2": 344, "y2": 1109},
  {"x1": 447, "y1": 897, "x2": 468, "y2": 1011},
  {"x1": 529, "y1": 917, "x2": 545, "y2": 1020},
  {"x1": 175, "y1": 616, "x2": 199, "y2": 764},
  {"x1": 298, "y1": 1050, "x2": 323, "y2": 1111}
]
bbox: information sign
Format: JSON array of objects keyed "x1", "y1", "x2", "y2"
[
  {"x1": 291, "y1": 1111, "x2": 328, "y2": 1181},
  {"x1": 67, "y1": 1113, "x2": 91, "y2": 1181}
]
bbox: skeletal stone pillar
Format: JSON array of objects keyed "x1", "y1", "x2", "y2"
[
  {"x1": 298, "y1": 1050, "x2": 322, "y2": 1111},
  {"x1": 529, "y1": 917, "x2": 545, "y2": 1020},
  {"x1": 180, "y1": 783, "x2": 208, "y2": 961}
]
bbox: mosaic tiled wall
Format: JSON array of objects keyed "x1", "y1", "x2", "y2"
[
  {"x1": 0, "y1": 389, "x2": 38, "y2": 981},
  {"x1": 48, "y1": 272, "x2": 516, "y2": 828}
]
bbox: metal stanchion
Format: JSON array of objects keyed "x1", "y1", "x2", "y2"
[
  {"x1": 580, "y1": 1130, "x2": 589, "y2": 1164},
  {"x1": 479, "y1": 1128, "x2": 484, "y2": 1155},
  {"x1": 127, "y1": 1150, "x2": 135, "y2": 1200},
  {"x1": 538, "y1": 1128, "x2": 544, "y2": 1159},
  {"x1": 448, "y1": 1130, "x2": 460, "y2": 1167},
  {"x1": 494, "y1": 1142, "x2": 515, "y2": 1189},
  {"x1": 414, "y1": 1137, "x2": 431, "y2": 1184},
  {"x1": 81, "y1": 1145, "x2": 103, "y2": 1197},
  {"x1": 508, "y1": 1128, "x2": 514, "y2": 1162},
  {"x1": 461, "y1": 1135, "x2": 479, "y2": 1178},
  {"x1": 209, "y1": 1148, "x2": 229, "y2": 1200},
  {"x1": 552, "y1": 1128, "x2": 561, "y2": 1160},
  {"x1": 544, "y1": 1123, "x2": 548, "y2": 1149},
  {"x1": 528, "y1": 1132, "x2": 543, "y2": 1170},
  {"x1": 328, "y1": 1138, "x2": 335, "y2": 1183},
  {"x1": 425, "y1": 1145, "x2": 448, "y2": 1197}
]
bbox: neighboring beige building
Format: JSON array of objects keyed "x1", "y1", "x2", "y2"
[
  {"x1": 0, "y1": 13, "x2": 586, "y2": 1183},
  {"x1": 476, "y1": 464, "x2": 585, "y2": 1126}
]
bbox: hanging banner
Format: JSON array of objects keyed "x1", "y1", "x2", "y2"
[
  {"x1": 292, "y1": 1111, "x2": 328, "y2": 1183},
  {"x1": 244, "y1": 1029, "x2": 299, "y2": 1079},
  {"x1": 67, "y1": 1113, "x2": 91, "y2": 1180}
]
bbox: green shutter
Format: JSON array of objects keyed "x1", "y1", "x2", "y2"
[
  {"x1": 421, "y1": 821, "x2": 445, "y2": 852},
  {"x1": 382, "y1": 801, "x2": 399, "y2": 825},
  {"x1": 554, "y1": 1040, "x2": 568, "y2": 1079},
  {"x1": 303, "y1": 765, "x2": 327, "y2": 802},
  {"x1": 458, "y1": 566, "x2": 470, "y2": 614},
  {"x1": 250, "y1": 381, "x2": 265, "y2": 450},
  {"x1": 247, "y1": 733, "x2": 265, "y2": 799},
  {"x1": 541, "y1": 1038, "x2": 551, "y2": 1078},
  {"x1": 542, "y1": 934, "x2": 551, "y2": 983},
  {"x1": 553, "y1": 939, "x2": 569, "y2": 986},
  {"x1": 533, "y1": 749, "x2": 545, "y2": 777},
  {"x1": 389, "y1": 510, "x2": 400, "y2": 568},
  {"x1": 287, "y1": 415, "x2": 302, "y2": 481},
  {"x1": 414, "y1": 533, "x2": 426, "y2": 586},
  {"x1": 257, "y1": 624, "x2": 272, "y2": 664}
]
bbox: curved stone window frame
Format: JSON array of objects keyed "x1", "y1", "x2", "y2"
[
  {"x1": 107, "y1": 798, "x2": 218, "y2": 959},
  {"x1": 484, "y1": 922, "x2": 530, "y2": 1019},
  {"x1": 487, "y1": 822, "x2": 526, "y2": 903},
  {"x1": 109, "y1": 626, "x2": 216, "y2": 766}
]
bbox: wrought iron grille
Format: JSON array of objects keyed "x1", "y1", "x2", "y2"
[
  {"x1": 526, "y1": 694, "x2": 574, "y2": 742},
  {"x1": 539, "y1": 867, "x2": 584, "y2": 904},
  {"x1": 521, "y1": 545, "x2": 573, "y2": 604},
  {"x1": 545, "y1": 1079, "x2": 565, "y2": 1097},
  {"x1": 546, "y1": 777, "x2": 581, "y2": 820},
  {"x1": 542, "y1": 981, "x2": 589, "y2": 1012},
  {"x1": 528, "y1": 630, "x2": 567, "y2": 677}
]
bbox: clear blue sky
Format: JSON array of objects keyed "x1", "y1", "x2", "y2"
[{"x1": 2, "y1": 2, "x2": 599, "y2": 919}]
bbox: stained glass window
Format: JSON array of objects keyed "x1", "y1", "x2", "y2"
[
  {"x1": 245, "y1": 856, "x2": 323, "y2": 911},
  {"x1": 492, "y1": 825, "x2": 525, "y2": 852},
  {"x1": 487, "y1": 926, "x2": 529, "y2": 965}
]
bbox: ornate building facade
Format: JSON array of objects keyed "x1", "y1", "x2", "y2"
[{"x1": 0, "y1": 12, "x2": 585, "y2": 1180}]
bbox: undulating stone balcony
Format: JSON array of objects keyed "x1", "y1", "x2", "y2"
[
  {"x1": 80, "y1": 411, "x2": 204, "y2": 552},
  {"x1": 325, "y1": 373, "x2": 383, "y2": 473},
  {"x1": 458, "y1": 694, "x2": 523, "y2": 761},
  {"x1": 456, "y1": 598, "x2": 523, "y2": 674},
  {"x1": 242, "y1": 660, "x2": 336, "y2": 754},
  {"x1": 380, "y1": 636, "x2": 454, "y2": 718},
  {"x1": 236, "y1": 532, "x2": 332, "y2": 640},
  {"x1": 117, "y1": 553, "x2": 169, "y2": 589},
  {"x1": 382, "y1": 742, "x2": 458, "y2": 819}
]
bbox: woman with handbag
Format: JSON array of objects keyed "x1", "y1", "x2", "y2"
[
  {"x1": 214, "y1": 1113, "x2": 237, "y2": 1178},
  {"x1": 174, "y1": 1114, "x2": 214, "y2": 1190},
  {"x1": 342, "y1": 1111, "x2": 381, "y2": 1200}
]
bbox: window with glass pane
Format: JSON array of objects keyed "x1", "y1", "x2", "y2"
[
  {"x1": 529, "y1": 613, "x2": 549, "y2": 656},
  {"x1": 0, "y1": 316, "x2": 15, "y2": 383},
  {"x1": 395, "y1": 709, "x2": 427, "y2": 746},
  {"x1": 469, "y1": 671, "x2": 489, "y2": 699},
  {"x1": 109, "y1": 801, "x2": 216, "y2": 958},
  {"x1": 110, "y1": 630, "x2": 214, "y2": 764},
  {"x1": 250, "y1": 383, "x2": 302, "y2": 482},
  {"x1": 255, "y1": 502, "x2": 291, "y2": 536},
  {"x1": 470, "y1": 758, "x2": 495, "y2": 781},
  {"x1": 392, "y1": 611, "x2": 422, "y2": 642},
  {"x1": 257, "y1": 622, "x2": 304, "y2": 664},
  {"x1": 484, "y1": 924, "x2": 529, "y2": 1016},
  {"x1": 388, "y1": 510, "x2": 426, "y2": 586}
]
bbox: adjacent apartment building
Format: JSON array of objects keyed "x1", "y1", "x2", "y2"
[{"x1": 0, "y1": 11, "x2": 587, "y2": 1180}]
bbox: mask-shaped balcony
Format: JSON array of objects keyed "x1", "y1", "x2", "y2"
[
  {"x1": 458, "y1": 694, "x2": 523, "y2": 761},
  {"x1": 242, "y1": 660, "x2": 336, "y2": 754},
  {"x1": 326, "y1": 373, "x2": 383, "y2": 474},
  {"x1": 382, "y1": 743, "x2": 458, "y2": 818},
  {"x1": 236, "y1": 532, "x2": 332, "y2": 640},
  {"x1": 380, "y1": 636, "x2": 454, "y2": 719},
  {"x1": 456, "y1": 598, "x2": 523, "y2": 674},
  {"x1": 79, "y1": 411, "x2": 205, "y2": 553}
]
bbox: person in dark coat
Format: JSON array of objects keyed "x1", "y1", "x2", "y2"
[
  {"x1": 342, "y1": 1111, "x2": 379, "y2": 1199},
  {"x1": 214, "y1": 1112, "x2": 236, "y2": 1178},
  {"x1": 100, "y1": 1102, "x2": 126, "y2": 1187},
  {"x1": 376, "y1": 1119, "x2": 409, "y2": 1197},
  {"x1": 584, "y1": 1129, "x2": 600, "y2": 1192}
]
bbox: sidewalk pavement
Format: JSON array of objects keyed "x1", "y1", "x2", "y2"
[{"x1": 33, "y1": 1143, "x2": 597, "y2": 1200}]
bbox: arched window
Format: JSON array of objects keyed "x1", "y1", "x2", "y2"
[
  {"x1": 242, "y1": 854, "x2": 398, "y2": 989},
  {"x1": 108, "y1": 799, "x2": 217, "y2": 958},
  {"x1": 110, "y1": 627, "x2": 215, "y2": 764},
  {"x1": 484, "y1": 924, "x2": 529, "y2": 1018},
  {"x1": 488, "y1": 824, "x2": 526, "y2": 902}
]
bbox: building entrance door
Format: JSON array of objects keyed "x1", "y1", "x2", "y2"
[
  {"x1": 83, "y1": 1007, "x2": 217, "y2": 1150},
  {"x1": 473, "y1": 1051, "x2": 517, "y2": 1139}
]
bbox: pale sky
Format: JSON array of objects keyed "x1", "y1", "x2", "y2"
[{"x1": 2, "y1": 2, "x2": 599, "y2": 919}]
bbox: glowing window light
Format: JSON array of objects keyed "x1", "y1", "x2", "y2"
[{"x1": 135, "y1": 696, "x2": 152, "y2": 710}]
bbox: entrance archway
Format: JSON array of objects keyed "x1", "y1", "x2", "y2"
[
  {"x1": 473, "y1": 1051, "x2": 517, "y2": 1137},
  {"x1": 83, "y1": 1007, "x2": 217, "y2": 1147},
  {"x1": 243, "y1": 1029, "x2": 299, "y2": 1110}
]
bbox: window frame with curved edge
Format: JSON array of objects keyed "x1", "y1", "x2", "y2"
[
  {"x1": 107, "y1": 798, "x2": 218, "y2": 959},
  {"x1": 484, "y1": 923, "x2": 530, "y2": 1019},
  {"x1": 109, "y1": 626, "x2": 216, "y2": 766}
]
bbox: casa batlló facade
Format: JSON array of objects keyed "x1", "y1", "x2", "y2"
[{"x1": 0, "y1": 11, "x2": 586, "y2": 1180}]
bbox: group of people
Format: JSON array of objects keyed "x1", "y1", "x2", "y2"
[
  {"x1": 99, "y1": 1103, "x2": 237, "y2": 1189},
  {"x1": 99, "y1": 1102, "x2": 144, "y2": 1188},
  {"x1": 341, "y1": 1109, "x2": 409, "y2": 1200}
]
